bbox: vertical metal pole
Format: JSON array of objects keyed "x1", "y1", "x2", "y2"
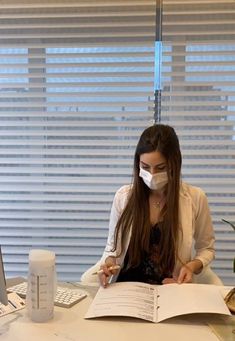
[{"x1": 154, "y1": 0, "x2": 162, "y2": 123}]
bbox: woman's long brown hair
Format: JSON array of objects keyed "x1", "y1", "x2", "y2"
[{"x1": 113, "y1": 124, "x2": 182, "y2": 276}]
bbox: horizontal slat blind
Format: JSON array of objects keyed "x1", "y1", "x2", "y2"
[
  {"x1": 161, "y1": 0, "x2": 235, "y2": 285},
  {"x1": 0, "y1": 0, "x2": 156, "y2": 280}
]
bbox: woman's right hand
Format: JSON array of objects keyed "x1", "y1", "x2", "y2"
[{"x1": 98, "y1": 257, "x2": 119, "y2": 287}]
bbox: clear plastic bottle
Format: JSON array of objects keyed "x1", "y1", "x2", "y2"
[{"x1": 26, "y1": 249, "x2": 56, "y2": 322}]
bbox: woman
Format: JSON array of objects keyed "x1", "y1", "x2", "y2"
[{"x1": 89, "y1": 124, "x2": 217, "y2": 287}]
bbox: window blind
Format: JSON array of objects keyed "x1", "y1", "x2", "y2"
[
  {"x1": 160, "y1": 0, "x2": 235, "y2": 285},
  {"x1": 0, "y1": 0, "x2": 156, "y2": 281}
]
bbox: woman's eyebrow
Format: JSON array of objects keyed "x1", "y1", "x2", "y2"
[
  {"x1": 140, "y1": 161, "x2": 166, "y2": 167},
  {"x1": 156, "y1": 162, "x2": 166, "y2": 167},
  {"x1": 140, "y1": 161, "x2": 149, "y2": 166}
]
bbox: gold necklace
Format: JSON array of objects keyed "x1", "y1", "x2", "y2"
[
  {"x1": 152, "y1": 196, "x2": 165, "y2": 209},
  {"x1": 153, "y1": 201, "x2": 161, "y2": 208}
]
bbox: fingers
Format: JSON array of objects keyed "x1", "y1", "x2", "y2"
[
  {"x1": 177, "y1": 271, "x2": 186, "y2": 284},
  {"x1": 162, "y1": 277, "x2": 177, "y2": 285},
  {"x1": 98, "y1": 258, "x2": 119, "y2": 288},
  {"x1": 177, "y1": 266, "x2": 193, "y2": 284},
  {"x1": 98, "y1": 264, "x2": 112, "y2": 287},
  {"x1": 98, "y1": 272, "x2": 109, "y2": 288}
]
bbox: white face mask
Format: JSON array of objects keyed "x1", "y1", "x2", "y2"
[{"x1": 139, "y1": 167, "x2": 168, "y2": 190}]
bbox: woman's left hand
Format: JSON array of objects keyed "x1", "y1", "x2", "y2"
[
  {"x1": 177, "y1": 260, "x2": 203, "y2": 283},
  {"x1": 162, "y1": 259, "x2": 203, "y2": 284},
  {"x1": 162, "y1": 268, "x2": 192, "y2": 284},
  {"x1": 177, "y1": 265, "x2": 193, "y2": 283}
]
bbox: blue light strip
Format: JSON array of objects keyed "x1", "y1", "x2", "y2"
[{"x1": 154, "y1": 41, "x2": 162, "y2": 91}]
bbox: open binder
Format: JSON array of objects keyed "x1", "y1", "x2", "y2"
[{"x1": 85, "y1": 282, "x2": 231, "y2": 323}]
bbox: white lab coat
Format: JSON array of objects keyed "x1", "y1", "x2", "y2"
[{"x1": 82, "y1": 182, "x2": 222, "y2": 285}]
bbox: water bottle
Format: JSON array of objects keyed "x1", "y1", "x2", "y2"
[{"x1": 26, "y1": 249, "x2": 56, "y2": 322}]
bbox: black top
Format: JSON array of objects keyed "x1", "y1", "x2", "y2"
[{"x1": 117, "y1": 223, "x2": 171, "y2": 285}]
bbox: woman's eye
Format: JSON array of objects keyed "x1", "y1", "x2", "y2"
[{"x1": 156, "y1": 166, "x2": 167, "y2": 172}]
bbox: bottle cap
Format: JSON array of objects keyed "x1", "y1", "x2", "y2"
[{"x1": 29, "y1": 249, "x2": 55, "y2": 266}]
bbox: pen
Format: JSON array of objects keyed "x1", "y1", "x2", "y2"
[{"x1": 92, "y1": 265, "x2": 120, "y2": 275}]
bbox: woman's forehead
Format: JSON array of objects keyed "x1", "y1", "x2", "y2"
[{"x1": 139, "y1": 151, "x2": 166, "y2": 165}]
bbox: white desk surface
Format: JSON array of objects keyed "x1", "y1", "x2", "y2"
[{"x1": 1, "y1": 281, "x2": 234, "y2": 341}]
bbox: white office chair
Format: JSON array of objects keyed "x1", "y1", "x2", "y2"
[{"x1": 81, "y1": 262, "x2": 223, "y2": 286}]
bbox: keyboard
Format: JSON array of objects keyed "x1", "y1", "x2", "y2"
[{"x1": 7, "y1": 282, "x2": 87, "y2": 308}]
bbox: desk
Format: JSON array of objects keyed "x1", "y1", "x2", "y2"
[{"x1": 0, "y1": 281, "x2": 234, "y2": 341}]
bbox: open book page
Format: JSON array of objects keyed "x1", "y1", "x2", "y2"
[
  {"x1": 85, "y1": 282, "x2": 157, "y2": 322},
  {"x1": 157, "y1": 283, "x2": 231, "y2": 322},
  {"x1": 85, "y1": 282, "x2": 231, "y2": 323}
]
